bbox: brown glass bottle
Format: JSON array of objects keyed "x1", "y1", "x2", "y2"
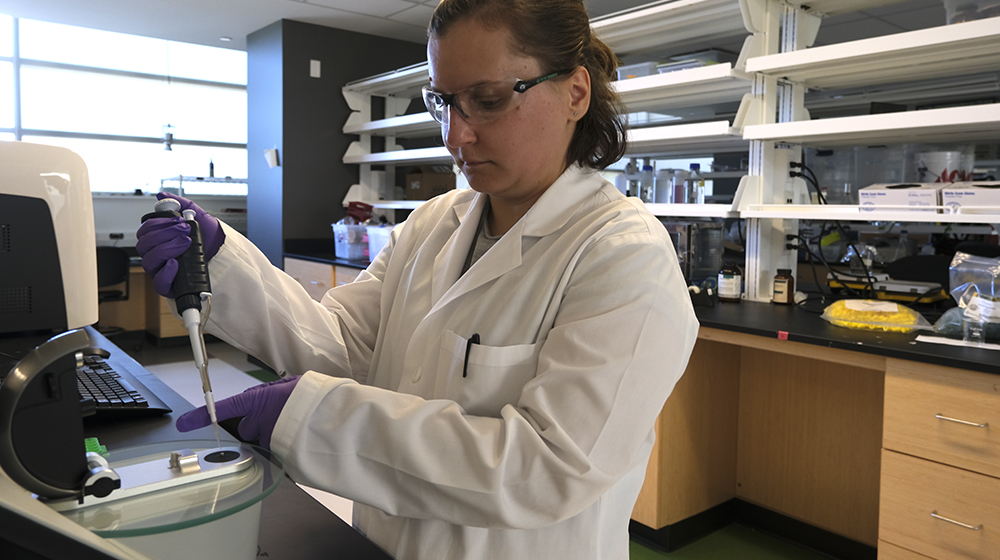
[
  {"x1": 773, "y1": 269, "x2": 794, "y2": 305},
  {"x1": 717, "y1": 263, "x2": 742, "y2": 303}
]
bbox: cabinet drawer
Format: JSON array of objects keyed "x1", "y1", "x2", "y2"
[
  {"x1": 334, "y1": 265, "x2": 362, "y2": 286},
  {"x1": 880, "y1": 449, "x2": 1000, "y2": 560},
  {"x1": 284, "y1": 258, "x2": 334, "y2": 301},
  {"x1": 878, "y1": 540, "x2": 934, "y2": 560},
  {"x1": 884, "y1": 358, "x2": 1000, "y2": 478}
]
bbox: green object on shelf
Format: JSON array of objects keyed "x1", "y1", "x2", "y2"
[{"x1": 84, "y1": 437, "x2": 108, "y2": 457}]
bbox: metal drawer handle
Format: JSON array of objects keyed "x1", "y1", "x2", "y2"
[
  {"x1": 931, "y1": 511, "x2": 983, "y2": 531},
  {"x1": 935, "y1": 414, "x2": 988, "y2": 428}
]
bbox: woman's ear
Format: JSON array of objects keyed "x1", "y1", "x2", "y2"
[{"x1": 567, "y1": 66, "x2": 591, "y2": 121}]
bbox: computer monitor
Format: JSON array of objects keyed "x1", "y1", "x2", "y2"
[{"x1": 0, "y1": 140, "x2": 98, "y2": 336}]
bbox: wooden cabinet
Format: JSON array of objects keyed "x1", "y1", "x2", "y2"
[
  {"x1": 879, "y1": 450, "x2": 1000, "y2": 560},
  {"x1": 96, "y1": 266, "x2": 147, "y2": 332},
  {"x1": 96, "y1": 265, "x2": 188, "y2": 339},
  {"x1": 635, "y1": 328, "x2": 885, "y2": 549},
  {"x1": 879, "y1": 359, "x2": 1000, "y2": 559},
  {"x1": 283, "y1": 257, "x2": 365, "y2": 300},
  {"x1": 144, "y1": 280, "x2": 187, "y2": 339},
  {"x1": 334, "y1": 265, "x2": 361, "y2": 287},
  {"x1": 632, "y1": 339, "x2": 740, "y2": 528},
  {"x1": 284, "y1": 257, "x2": 335, "y2": 301}
]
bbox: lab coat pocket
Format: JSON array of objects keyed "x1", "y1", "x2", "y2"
[{"x1": 439, "y1": 330, "x2": 541, "y2": 417}]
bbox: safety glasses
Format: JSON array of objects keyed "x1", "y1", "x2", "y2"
[{"x1": 422, "y1": 69, "x2": 575, "y2": 126}]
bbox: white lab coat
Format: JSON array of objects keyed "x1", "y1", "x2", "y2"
[{"x1": 203, "y1": 164, "x2": 698, "y2": 560}]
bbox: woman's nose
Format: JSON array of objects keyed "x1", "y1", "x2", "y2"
[{"x1": 443, "y1": 106, "x2": 476, "y2": 148}]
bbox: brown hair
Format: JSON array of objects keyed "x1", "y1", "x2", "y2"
[{"x1": 429, "y1": 0, "x2": 628, "y2": 170}]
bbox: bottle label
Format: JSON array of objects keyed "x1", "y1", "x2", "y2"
[
  {"x1": 773, "y1": 279, "x2": 789, "y2": 302},
  {"x1": 718, "y1": 273, "x2": 741, "y2": 299}
]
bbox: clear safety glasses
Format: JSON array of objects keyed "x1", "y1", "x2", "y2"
[{"x1": 421, "y1": 69, "x2": 575, "y2": 126}]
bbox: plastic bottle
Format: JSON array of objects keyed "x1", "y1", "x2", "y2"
[
  {"x1": 654, "y1": 168, "x2": 675, "y2": 203},
  {"x1": 673, "y1": 169, "x2": 689, "y2": 205},
  {"x1": 892, "y1": 230, "x2": 914, "y2": 261},
  {"x1": 717, "y1": 262, "x2": 742, "y2": 303},
  {"x1": 686, "y1": 163, "x2": 705, "y2": 204},
  {"x1": 623, "y1": 158, "x2": 640, "y2": 197},
  {"x1": 614, "y1": 173, "x2": 628, "y2": 195},
  {"x1": 639, "y1": 164, "x2": 655, "y2": 203}
]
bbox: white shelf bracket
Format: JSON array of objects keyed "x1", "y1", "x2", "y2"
[
  {"x1": 739, "y1": 0, "x2": 769, "y2": 34},
  {"x1": 730, "y1": 174, "x2": 762, "y2": 213},
  {"x1": 386, "y1": 96, "x2": 412, "y2": 118},
  {"x1": 343, "y1": 90, "x2": 373, "y2": 131},
  {"x1": 734, "y1": 93, "x2": 765, "y2": 130}
]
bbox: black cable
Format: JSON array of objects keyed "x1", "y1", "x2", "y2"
[
  {"x1": 792, "y1": 163, "x2": 877, "y2": 297},
  {"x1": 791, "y1": 233, "x2": 870, "y2": 300}
]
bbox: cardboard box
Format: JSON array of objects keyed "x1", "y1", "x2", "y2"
[
  {"x1": 406, "y1": 166, "x2": 455, "y2": 200},
  {"x1": 941, "y1": 182, "x2": 1000, "y2": 213},
  {"x1": 859, "y1": 183, "x2": 941, "y2": 213}
]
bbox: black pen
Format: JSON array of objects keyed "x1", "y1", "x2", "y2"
[{"x1": 463, "y1": 333, "x2": 480, "y2": 378}]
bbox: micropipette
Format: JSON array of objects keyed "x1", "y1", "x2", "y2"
[{"x1": 142, "y1": 198, "x2": 220, "y2": 447}]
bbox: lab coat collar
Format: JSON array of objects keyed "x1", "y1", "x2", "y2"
[
  {"x1": 520, "y1": 164, "x2": 605, "y2": 238},
  {"x1": 429, "y1": 164, "x2": 603, "y2": 310}
]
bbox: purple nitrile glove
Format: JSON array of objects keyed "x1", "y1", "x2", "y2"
[
  {"x1": 176, "y1": 376, "x2": 301, "y2": 449},
  {"x1": 135, "y1": 192, "x2": 225, "y2": 298}
]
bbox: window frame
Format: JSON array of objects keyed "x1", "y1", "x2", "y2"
[{"x1": 0, "y1": 15, "x2": 247, "y2": 193}]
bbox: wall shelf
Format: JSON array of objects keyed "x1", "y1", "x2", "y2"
[
  {"x1": 790, "y1": 0, "x2": 913, "y2": 16},
  {"x1": 591, "y1": 0, "x2": 748, "y2": 56},
  {"x1": 615, "y1": 63, "x2": 752, "y2": 113},
  {"x1": 743, "y1": 103, "x2": 1000, "y2": 147},
  {"x1": 646, "y1": 203, "x2": 739, "y2": 218},
  {"x1": 342, "y1": 62, "x2": 429, "y2": 98},
  {"x1": 742, "y1": 204, "x2": 1000, "y2": 224},
  {"x1": 746, "y1": 18, "x2": 1000, "y2": 90},
  {"x1": 343, "y1": 146, "x2": 450, "y2": 166},
  {"x1": 337, "y1": 0, "x2": 998, "y2": 304},
  {"x1": 628, "y1": 120, "x2": 748, "y2": 157},
  {"x1": 343, "y1": 113, "x2": 437, "y2": 138}
]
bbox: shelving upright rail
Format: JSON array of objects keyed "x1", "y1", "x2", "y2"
[
  {"x1": 339, "y1": 0, "x2": 1000, "y2": 301},
  {"x1": 742, "y1": 0, "x2": 1000, "y2": 300}
]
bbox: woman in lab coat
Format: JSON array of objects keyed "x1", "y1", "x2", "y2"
[{"x1": 139, "y1": 0, "x2": 698, "y2": 558}]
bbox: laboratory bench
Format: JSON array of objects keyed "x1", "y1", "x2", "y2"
[
  {"x1": 76, "y1": 327, "x2": 394, "y2": 560},
  {"x1": 633, "y1": 300, "x2": 1000, "y2": 560},
  {"x1": 123, "y1": 239, "x2": 1000, "y2": 560}
]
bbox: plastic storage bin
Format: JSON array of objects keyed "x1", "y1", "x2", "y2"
[
  {"x1": 616, "y1": 62, "x2": 657, "y2": 80},
  {"x1": 333, "y1": 223, "x2": 367, "y2": 261},
  {"x1": 367, "y1": 225, "x2": 394, "y2": 261}
]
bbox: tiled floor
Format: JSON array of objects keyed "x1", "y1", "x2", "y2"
[
  {"x1": 121, "y1": 335, "x2": 829, "y2": 560},
  {"x1": 118, "y1": 334, "x2": 355, "y2": 525}
]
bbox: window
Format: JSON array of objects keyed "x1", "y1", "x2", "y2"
[
  {"x1": 0, "y1": 15, "x2": 11, "y2": 58},
  {"x1": 0, "y1": 62, "x2": 12, "y2": 129},
  {"x1": 2, "y1": 15, "x2": 247, "y2": 193},
  {"x1": 23, "y1": 135, "x2": 247, "y2": 194}
]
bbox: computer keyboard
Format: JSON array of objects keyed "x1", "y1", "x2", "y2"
[{"x1": 78, "y1": 351, "x2": 172, "y2": 417}]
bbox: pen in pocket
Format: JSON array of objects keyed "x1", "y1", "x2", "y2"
[{"x1": 463, "y1": 333, "x2": 480, "y2": 378}]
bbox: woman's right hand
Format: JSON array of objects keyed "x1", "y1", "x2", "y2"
[{"x1": 135, "y1": 192, "x2": 225, "y2": 298}]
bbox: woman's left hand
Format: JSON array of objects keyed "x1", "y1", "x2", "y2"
[{"x1": 176, "y1": 376, "x2": 301, "y2": 449}]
